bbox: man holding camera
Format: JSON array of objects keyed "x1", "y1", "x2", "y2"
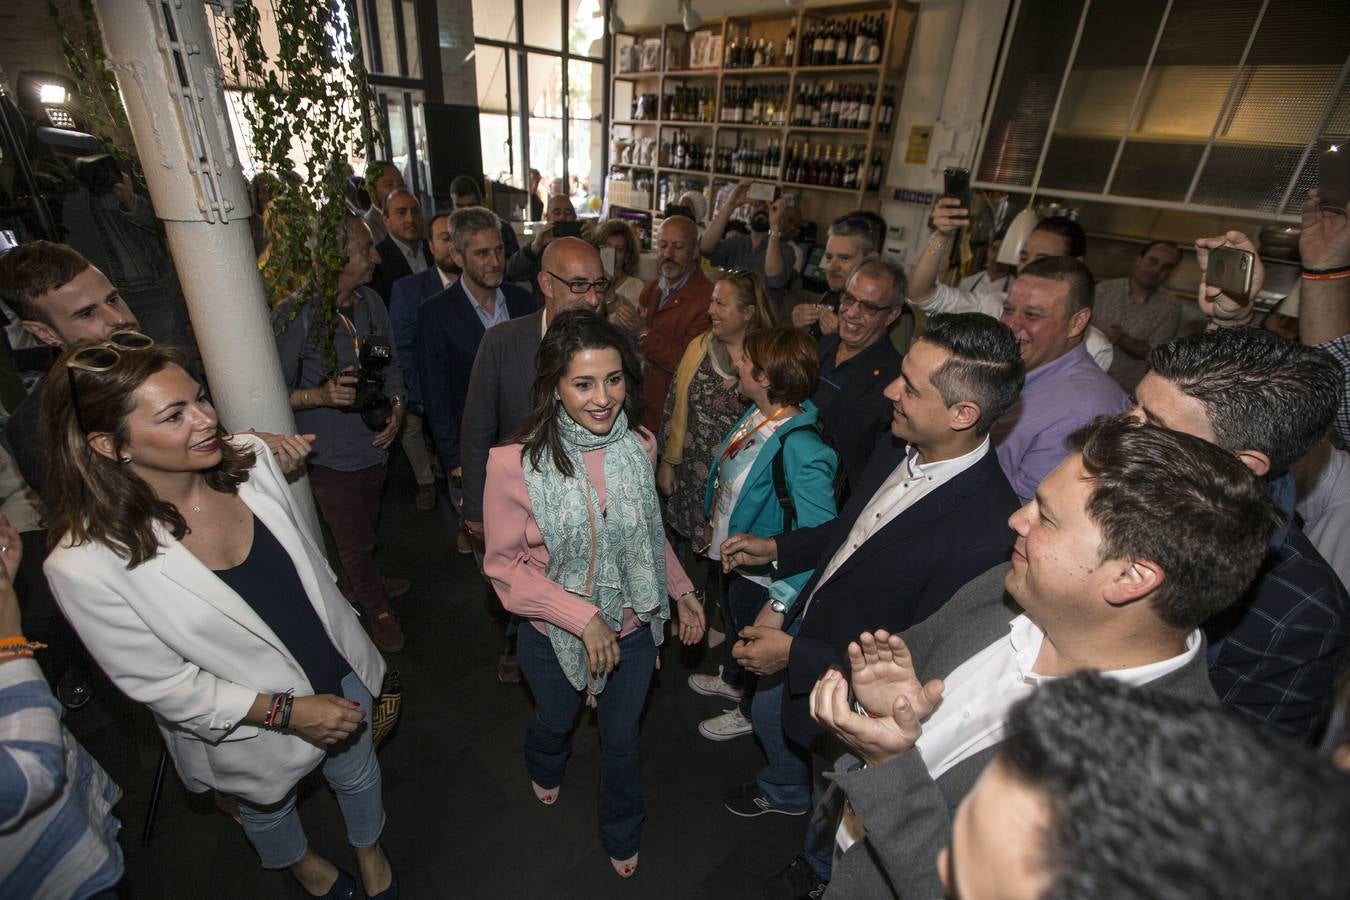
[{"x1": 274, "y1": 214, "x2": 410, "y2": 653}]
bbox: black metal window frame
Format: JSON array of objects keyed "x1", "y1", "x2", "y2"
[
  {"x1": 473, "y1": 0, "x2": 609, "y2": 187},
  {"x1": 362, "y1": 0, "x2": 431, "y2": 198}
]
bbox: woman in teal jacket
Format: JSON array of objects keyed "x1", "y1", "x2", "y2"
[{"x1": 689, "y1": 325, "x2": 838, "y2": 744}]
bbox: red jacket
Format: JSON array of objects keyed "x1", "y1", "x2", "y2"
[{"x1": 638, "y1": 269, "x2": 713, "y2": 432}]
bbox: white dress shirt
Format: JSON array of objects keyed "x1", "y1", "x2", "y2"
[
  {"x1": 391, "y1": 235, "x2": 429, "y2": 275},
  {"x1": 802, "y1": 438, "x2": 990, "y2": 617},
  {"x1": 837, "y1": 617, "x2": 1202, "y2": 853}
]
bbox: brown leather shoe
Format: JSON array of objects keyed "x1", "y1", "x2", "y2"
[
  {"x1": 456, "y1": 525, "x2": 472, "y2": 555},
  {"x1": 371, "y1": 610, "x2": 405, "y2": 653},
  {"x1": 415, "y1": 484, "x2": 436, "y2": 511}
]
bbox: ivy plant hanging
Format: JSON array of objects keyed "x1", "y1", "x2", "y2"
[{"x1": 216, "y1": 0, "x2": 376, "y2": 373}]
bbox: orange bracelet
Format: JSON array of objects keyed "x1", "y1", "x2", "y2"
[{"x1": 1302, "y1": 270, "x2": 1350, "y2": 281}]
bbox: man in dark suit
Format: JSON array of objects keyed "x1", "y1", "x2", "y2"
[
  {"x1": 389, "y1": 208, "x2": 459, "y2": 511},
  {"x1": 1135, "y1": 327, "x2": 1349, "y2": 742},
  {"x1": 718, "y1": 313, "x2": 1025, "y2": 891},
  {"x1": 808, "y1": 419, "x2": 1281, "y2": 899},
  {"x1": 418, "y1": 207, "x2": 534, "y2": 497},
  {"x1": 370, "y1": 188, "x2": 433, "y2": 304},
  {"x1": 812, "y1": 258, "x2": 905, "y2": 497},
  {"x1": 459, "y1": 236, "x2": 607, "y2": 682}
]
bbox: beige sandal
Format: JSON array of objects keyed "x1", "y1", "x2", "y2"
[
  {"x1": 610, "y1": 853, "x2": 639, "y2": 878},
  {"x1": 531, "y1": 780, "x2": 559, "y2": 805}
]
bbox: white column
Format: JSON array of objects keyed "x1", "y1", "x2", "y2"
[{"x1": 92, "y1": 0, "x2": 318, "y2": 533}]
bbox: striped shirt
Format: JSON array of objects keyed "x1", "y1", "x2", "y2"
[{"x1": 0, "y1": 658, "x2": 123, "y2": 899}]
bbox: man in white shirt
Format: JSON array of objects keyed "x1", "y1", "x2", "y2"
[
  {"x1": 720, "y1": 313, "x2": 1026, "y2": 897},
  {"x1": 806, "y1": 417, "x2": 1281, "y2": 899}
]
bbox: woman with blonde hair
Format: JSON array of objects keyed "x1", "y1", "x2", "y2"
[
  {"x1": 657, "y1": 270, "x2": 777, "y2": 548},
  {"x1": 41, "y1": 336, "x2": 397, "y2": 899}
]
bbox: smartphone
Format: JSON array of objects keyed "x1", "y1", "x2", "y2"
[
  {"x1": 1319, "y1": 137, "x2": 1349, "y2": 212},
  {"x1": 553, "y1": 220, "x2": 583, "y2": 238},
  {"x1": 1206, "y1": 246, "x2": 1256, "y2": 302},
  {"x1": 943, "y1": 167, "x2": 972, "y2": 210},
  {"x1": 747, "y1": 181, "x2": 778, "y2": 203}
]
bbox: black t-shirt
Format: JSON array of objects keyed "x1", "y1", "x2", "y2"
[{"x1": 215, "y1": 515, "x2": 350, "y2": 696}]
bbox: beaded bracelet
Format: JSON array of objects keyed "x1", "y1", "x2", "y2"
[{"x1": 0, "y1": 638, "x2": 48, "y2": 653}]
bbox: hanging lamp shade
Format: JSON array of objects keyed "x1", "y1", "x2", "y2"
[
  {"x1": 680, "y1": 0, "x2": 702, "y2": 31},
  {"x1": 997, "y1": 207, "x2": 1041, "y2": 266},
  {"x1": 609, "y1": 1, "x2": 626, "y2": 34}
]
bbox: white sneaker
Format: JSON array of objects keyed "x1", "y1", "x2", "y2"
[
  {"x1": 688, "y1": 666, "x2": 744, "y2": 702},
  {"x1": 699, "y1": 707, "x2": 754, "y2": 741}
]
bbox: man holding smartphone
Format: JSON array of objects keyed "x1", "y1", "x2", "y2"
[
  {"x1": 506, "y1": 194, "x2": 578, "y2": 301},
  {"x1": 702, "y1": 180, "x2": 799, "y2": 315}
]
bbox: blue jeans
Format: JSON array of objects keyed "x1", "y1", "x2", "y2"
[
  {"x1": 720, "y1": 574, "x2": 770, "y2": 715},
  {"x1": 517, "y1": 622, "x2": 657, "y2": 859},
  {"x1": 237, "y1": 671, "x2": 385, "y2": 868}
]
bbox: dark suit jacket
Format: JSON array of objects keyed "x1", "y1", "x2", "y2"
[
  {"x1": 389, "y1": 266, "x2": 449, "y2": 407},
  {"x1": 417, "y1": 280, "x2": 533, "y2": 472},
  {"x1": 814, "y1": 334, "x2": 903, "y2": 497},
  {"x1": 778, "y1": 439, "x2": 1020, "y2": 749},
  {"x1": 824, "y1": 563, "x2": 1219, "y2": 900},
  {"x1": 638, "y1": 270, "x2": 712, "y2": 432},
  {"x1": 370, "y1": 235, "x2": 434, "y2": 304},
  {"x1": 460, "y1": 309, "x2": 545, "y2": 524}
]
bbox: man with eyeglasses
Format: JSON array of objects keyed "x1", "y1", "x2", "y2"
[
  {"x1": 459, "y1": 236, "x2": 607, "y2": 683},
  {"x1": 417, "y1": 207, "x2": 534, "y2": 528},
  {"x1": 812, "y1": 258, "x2": 906, "y2": 495},
  {"x1": 638, "y1": 215, "x2": 714, "y2": 432}
]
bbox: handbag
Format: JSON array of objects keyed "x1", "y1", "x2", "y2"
[{"x1": 371, "y1": 669, "x2": 402, "y2": 747}]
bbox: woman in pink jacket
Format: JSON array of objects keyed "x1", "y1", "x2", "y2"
[{"x1": 483, "y1": 309, "x2": 706, "y2": 878}]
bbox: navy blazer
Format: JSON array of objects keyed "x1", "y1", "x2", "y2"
[
  {"x1": 814, "y1": 335, "x2": 903, "y2": 499},
  {"x1": 417, "y1": 280, "x2": 534, "y2": 471},
  {"x1": 389, "y1": 266, "x2": 448, "y2": 406},
  {"x1": 370, "y1": 235, "x2": 434, "y2": 304},
  {"x1": 776, "y1": 436, "x2": 1020, "y2": 749}
]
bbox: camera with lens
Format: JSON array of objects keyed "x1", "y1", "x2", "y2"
[{"x1": 348, "y1": 335, "x2": 394, "y2": 430}]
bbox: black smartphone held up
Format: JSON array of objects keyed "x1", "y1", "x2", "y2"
[
  {"x1": 943, "y1": 167, "x2": 972, "y2": 211},
  {"x1": 1206, "y1": 246, "x2": 1256, "y2": 303},
  {"x1": 1319, "y1": 137, "x2": 1349, "y2": 212},
  {"x1": 552, "y1": 220, "x2": 583, "y2": 238}
]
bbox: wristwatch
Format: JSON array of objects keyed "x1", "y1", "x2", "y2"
[{"x1": 771, "y1": 599, "x2": 788, "y2": 614}]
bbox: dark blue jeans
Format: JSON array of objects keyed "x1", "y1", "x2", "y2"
[
  {"x1": 517, "y1": 622, "x2": 657, "y2": 859},
  {"x1": 720, "y1": 573, "x2": 770, "y2": 715}
]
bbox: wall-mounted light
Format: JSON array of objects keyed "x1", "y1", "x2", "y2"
[{"x1": 679, "y1": 0, "x2": 702, "y2": 31}]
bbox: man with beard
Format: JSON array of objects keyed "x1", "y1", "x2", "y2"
[
  {"x1": 1091, "y1": 240, "x2": 1184, "y2": 392},
  {"x1": 417, "y1": 207, "x2": 534, "y2": 495},
  {"x1": 701, "y1": 179, "x2": 799, "y2": 314},
  {"x1": 459, "y1": 237, "x2": 608, "y2": 682},
  {"x1": 638, "y1": 215, "x2": 714, "y2": 432}
]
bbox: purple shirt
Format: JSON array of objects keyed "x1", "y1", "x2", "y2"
[{"x1": 991, "y1": 342, "x2": 1131, "y2": 502}]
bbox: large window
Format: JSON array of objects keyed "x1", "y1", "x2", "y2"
[
  {"x1": 974, "y1": 0, "x2": 1350, "y2": 219},
  {"x1": 357, "y1": 0, "x2": 434, "y2": 204},
  {"x1": 474, "y1": 0, "x2": 608, "y2": 218}
]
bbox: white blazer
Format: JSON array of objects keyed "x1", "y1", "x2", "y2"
[{"x1": 45, "y1": 433, "x2": 386, "y2": 805}]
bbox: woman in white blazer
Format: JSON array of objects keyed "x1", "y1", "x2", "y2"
[{"x1": 41, "y1": 335, "x2": 396, "y2": 900}]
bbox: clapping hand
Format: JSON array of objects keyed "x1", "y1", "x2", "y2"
[{"x1": 808, "y1": 629, "x2": 944, "y2": 767}]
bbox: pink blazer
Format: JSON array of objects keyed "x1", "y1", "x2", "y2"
[{"x1": 483, "y1": 429, "x2": 694, "y2": 636}]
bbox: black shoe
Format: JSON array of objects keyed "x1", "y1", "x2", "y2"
[
  {"x1": 763, "y1": 855, "x2": 827, "y2": 900},
  {"x1": 724, "y1": 783, "x2": 808, "y2": 817},
  {"x1": 57, "y1": 669, "x2": 93, "y2": 710}
]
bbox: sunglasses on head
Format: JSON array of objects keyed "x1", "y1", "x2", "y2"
[{"x1": 66, "y1": 331, "x2": 156, "y2": 433}]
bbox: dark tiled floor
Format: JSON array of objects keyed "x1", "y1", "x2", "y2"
[{"x1": 64, "y1": 456, "x2": 806, "y2": 899}]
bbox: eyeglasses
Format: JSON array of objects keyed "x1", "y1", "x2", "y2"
[
  {"x1": 66, "y1": 331, "x2": 156, "y2": 432},
  {"x1": 545, "y1": 271, "x2": 612, "y2": 295},
  {"x1": 838, "y1": 293, "x2": 891, "y2": 317}
]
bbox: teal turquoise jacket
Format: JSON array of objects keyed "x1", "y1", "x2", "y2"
[{"x1": 704, "y1": 402, "x2": 839, "y2": 608}]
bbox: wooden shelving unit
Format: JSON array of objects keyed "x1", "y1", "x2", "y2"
[{"x1": 607, "y1": 1, "x2": 917, "y2": 225}]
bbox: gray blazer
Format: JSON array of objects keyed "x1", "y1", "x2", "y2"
[
  {"x1": 460, "y1": 308, "x2": 545, "y2": 524},
  {"x1": 823, "y1": 563, "x2": 1218, "y2": 899}
]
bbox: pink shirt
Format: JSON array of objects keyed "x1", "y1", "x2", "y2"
[{"x1": 483, "y1": 431, "x2": 695, "y2": 637}]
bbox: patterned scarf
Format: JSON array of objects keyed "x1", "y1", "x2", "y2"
[{"x1": 522, "y1": 408, "x2": 668, "y2": 692}]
